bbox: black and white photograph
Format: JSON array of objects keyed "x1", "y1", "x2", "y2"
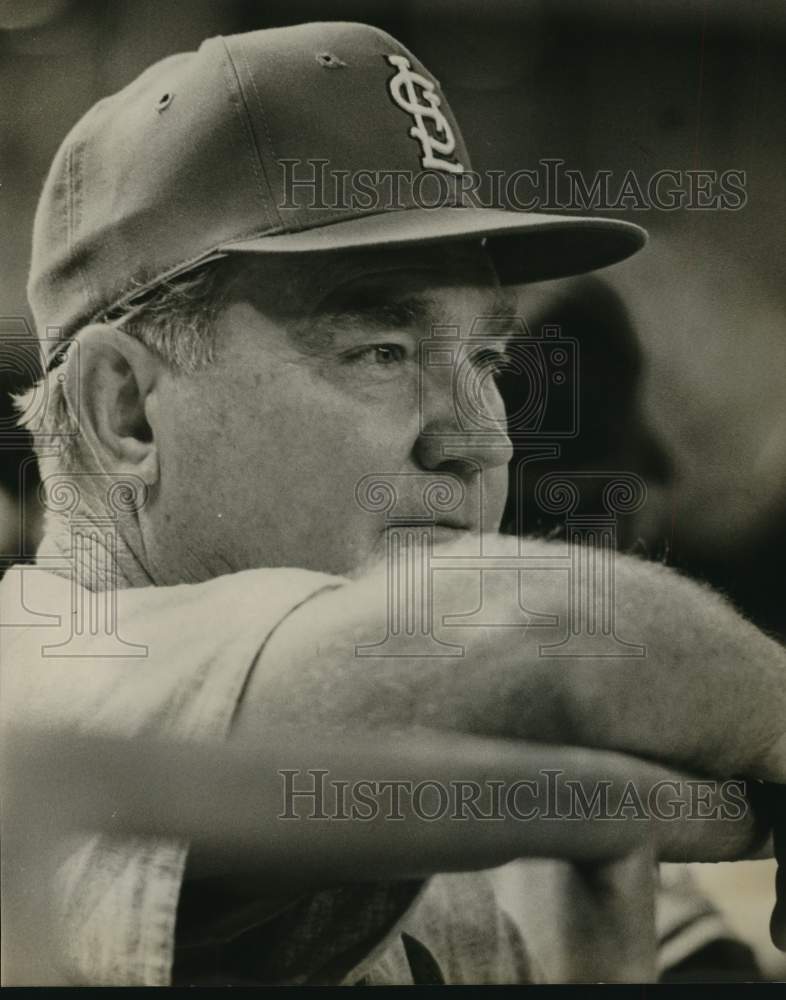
[{"x1": 1, "y1": 0, "x2": 785, "y2": 987}]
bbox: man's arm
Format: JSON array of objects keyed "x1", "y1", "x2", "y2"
[
  {"x1": 235, "y1": 534, "x2": 786, "y2": 785},
  {"x1": 1, "y1": 726, "x2": 770, "y2": 883},
  {"x1": 4, "y1": 724, "x2": 779, "y2": 987}
]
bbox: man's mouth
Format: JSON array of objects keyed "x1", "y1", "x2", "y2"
[{"x1": 430, "y1": 524, "x2": 470, "y2": 542}]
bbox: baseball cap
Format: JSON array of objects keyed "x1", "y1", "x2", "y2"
[{"x1": 28, "y1": 21, "x2": 647, "y2": 368}]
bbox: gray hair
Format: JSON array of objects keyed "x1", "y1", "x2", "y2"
[{"x1": 16, "y1": 257, "x2": 247, "y2": 476}]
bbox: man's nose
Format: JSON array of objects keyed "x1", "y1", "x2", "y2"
[{"x1": 414, "y1": 374, "x2": 514, "y2": 476}]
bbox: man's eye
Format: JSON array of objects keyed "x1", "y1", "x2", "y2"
[{"x1": 345, "y1": 343, "x2": 409, "y2": 366}]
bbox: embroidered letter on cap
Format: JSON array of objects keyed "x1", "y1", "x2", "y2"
[{"x1": 386, "y1": 54, "x2": 464, "y2": 175}]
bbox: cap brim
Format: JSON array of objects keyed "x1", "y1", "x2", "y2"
[{"x1": 219, "y1": 207, "x2": 647, "y2": 283}]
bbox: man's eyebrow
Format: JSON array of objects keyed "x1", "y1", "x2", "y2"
[
  {"x1": 293, "y1": 290, "x2": 521, "y2": 349},
  {"x1": 292, "y1": 294, "x2": 430, "y2": 350}
]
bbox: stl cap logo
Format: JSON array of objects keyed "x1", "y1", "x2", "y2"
[{"x1": 386, "y1": 54, "x2": 464, "y2": 175}]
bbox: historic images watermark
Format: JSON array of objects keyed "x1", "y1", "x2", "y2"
[
  {"x1": 279, "y1": 768, "x2": 750, "y2": 823},
  {"x1": 279, "y1": 158, "x2": 747, "y2": 213}
]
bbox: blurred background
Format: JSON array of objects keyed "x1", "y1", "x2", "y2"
[{"x1": 1, "y1": 0, "x2": 784, "y2": 981}]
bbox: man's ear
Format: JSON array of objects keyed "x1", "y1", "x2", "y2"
[{"x1": 62, "y1": 324, "x2": 163, "y2": 485}]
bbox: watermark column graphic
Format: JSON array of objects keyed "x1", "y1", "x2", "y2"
[
  {"x1": 354, "y1": 472, "x2": 465, "y2": 657},
  {"x1": 357, "y1": 313, "x2": 646, "y2": 656},
  {"x1": 36, "y1": 474, "x2": 149, "y2": 657},
  {"x1": 351, "y1": 468, "x2": 648, "y2": 659},
  {"x1": 440, "y1": 445, "x2": 562, "y2": 630},
  {"x1": 1, "y1": 323, "x2": 149, "y2": 655},
  {"x1": 535, "y1": 472, "x2": 647, "y2": 657}
]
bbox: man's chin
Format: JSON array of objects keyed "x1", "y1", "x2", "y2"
[
  {"x1": 345, "y1": 523, "x2": 509, "y2": 580},
  {"x1": 430, "y1": 525, "x2": 472, "y2": 546}
]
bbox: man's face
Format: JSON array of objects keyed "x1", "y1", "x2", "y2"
[{"x1": 146, "y1": 242, "x2": 515, "y2": 582}]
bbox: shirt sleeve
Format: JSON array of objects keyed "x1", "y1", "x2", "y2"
[{"x1": 2, "y1": 565, "x2": 345, "y2": 985}]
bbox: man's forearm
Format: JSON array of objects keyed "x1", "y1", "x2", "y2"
[
  {"x1": 439, "y1": 538, "x2": 786, "y2": 781},
  {"x1": 239, "y1": 535, "x2": 786, "y2": 784},
  {"x1": 3, "y1": 726, "x2": 771, "y2": 882}
]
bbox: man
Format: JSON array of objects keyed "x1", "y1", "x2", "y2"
[{"x1": 1, "y1": 22, "x2": 784, "y2": 985}]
